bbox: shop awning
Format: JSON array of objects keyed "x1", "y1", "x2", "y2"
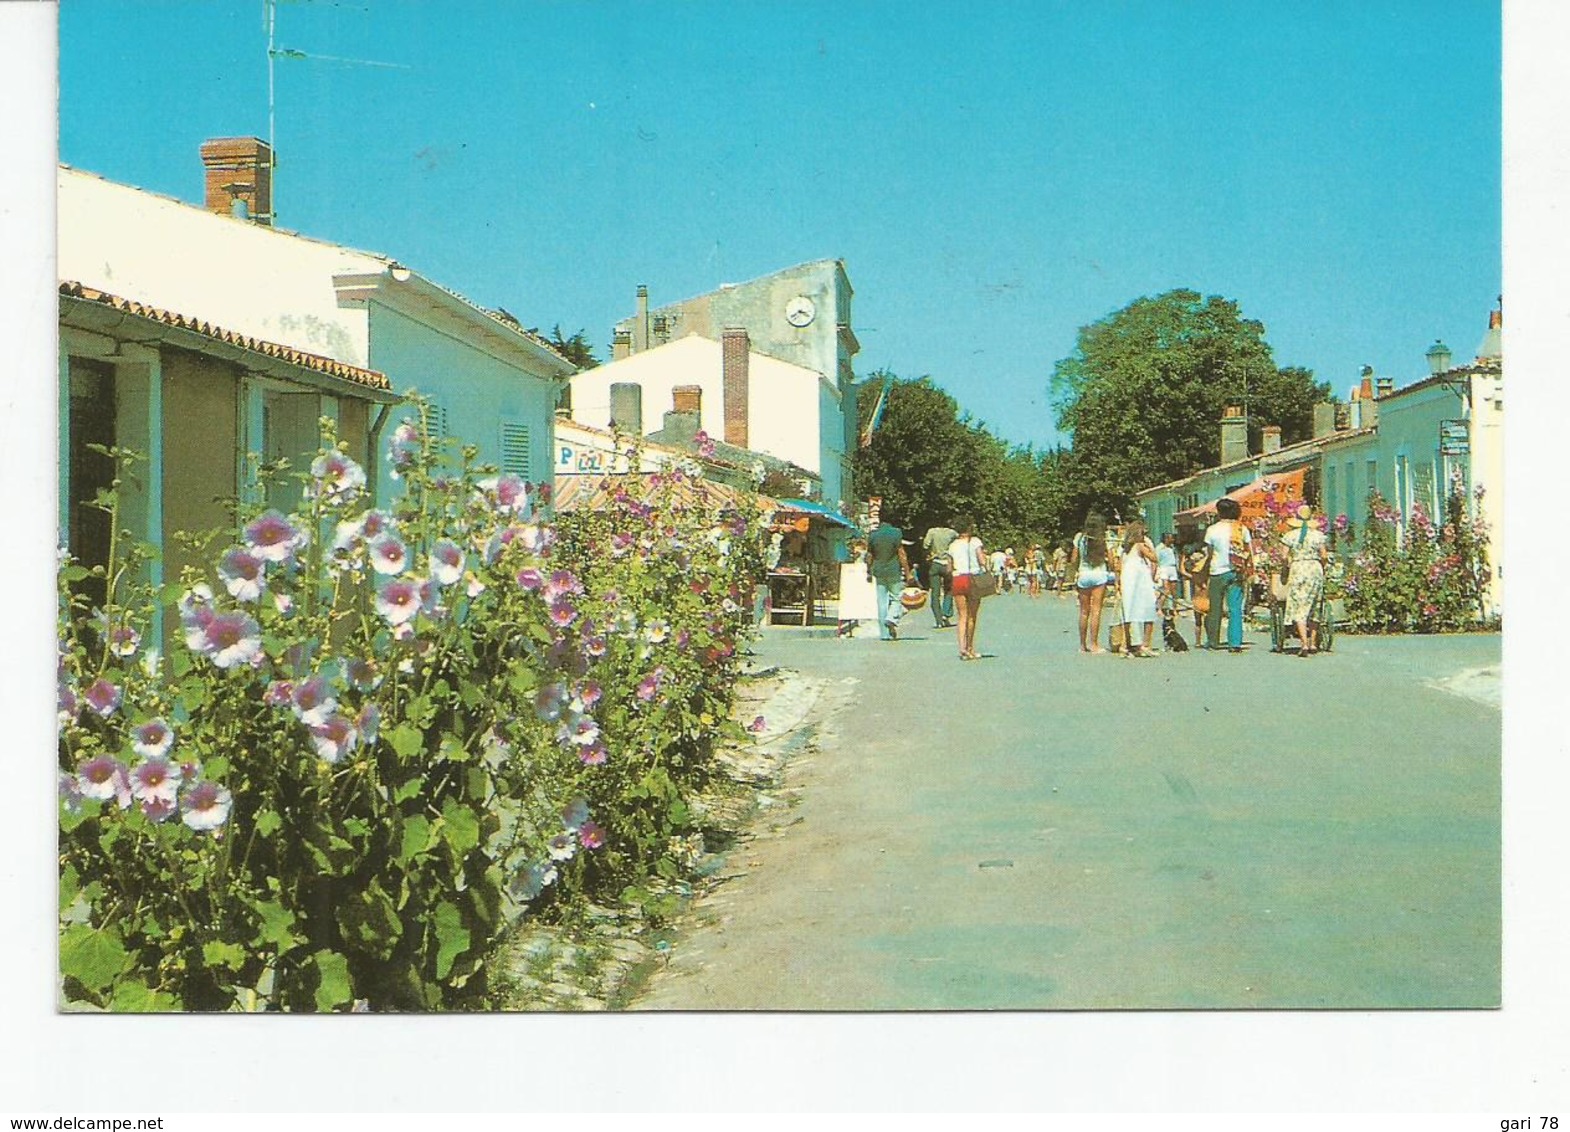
[
  {"x1": 1174, "y1": 467, "x2": 1308, "y2": 524},
  {"x1": 773, "y1": 498, "x2": 857, "y2": 529}
]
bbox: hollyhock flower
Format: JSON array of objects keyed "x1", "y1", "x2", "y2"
[
  {"x1": 181, "y1": 780, "x2": 233, "y2": 832},
  {"x1": 429, "y1": 539, "x2": 465, "y2": 586},
  {"x1": 387, "y1": 421, "x2": 421, "y2": 477},
  {"x1": 676, "y1": 628, "x2": 691, "y2": 650},
  {"x1": 375, "y1": 578, "x2": 422, "y2": 626},
  {"x1": 129, "y1": 756, "x2": 181, "y2": 806},
  {"x1": 361, "y1": 510, "x2": 395, "y2": 542},
  {"x1": 310, "y1": 713, "x2": 359, "y2": 763},
  {"x1": 83, "y1": 678, "x2": 122, "y2": 719},
  {"x1": 614, "y1": 610, "x2": 639, "y2": 637},
  {"x1": 515, "y1": 567, "x2": 543, "y2": 592},
  {"x1": 178, "y1": 758, "x2": 202, "y2": 785},
  {"x1": 107, "y1": 625, "x2": 140, "y2": 658},
  {"x1": 77, "y1": 755, "x2": 127, "y2": 802},
  {"x1": 59, "y1": 773, "x2": 85, "y2": 814},
  {"x1": 610, "y1": 531, "x2": 634, "y2": 558},
  {"x1": 264, "y1": 680, "x2": 295, "y2": 708},
  {"x1": 140, "y1": 796, "x2": 176, "y2": 823},
  {"x1": 547, "y1": 831, "x2": 577, "y2": 861},
  {"x1": 561, "y1": 715, "x2": 601, "y2": 749},
  {"x1": 645, "y1": 619, "x2": 671, "y2": 645},
  {"x1": 198, "y1": 611, "x2": 263, "y2": 669},
  {"x1": 748, "y1": 715, "x2": 767, "y2": 734},
  {"x1": 547, "y1": 598, "x2": 579, "y2": 628},
  {"x1": 465, "y1": 571, "x2": 486, "y2": 599},
  {"x1": 368, "y1": 533, "x2": 409, "y2": 576},
  {"x1": 273, "y1": 591, "x2": 295, "y2": 617},
  {"x1": 218, "y1": 547, "x2": 267, "y2": 601},
  {"x1": 578, "y1": 821, "x2": 605, "y2": 850},
  {"x1": 57, "y1": 682, "x2": 78, "y2": 724},
  {"x1": 132, "y1": 718, "x2": 174, "y2": 759},
  {"x1": 292, "y1": 675, "x2": 337, "y2": 727},
  {"x1": 694, "y1": 429, "x2": 716, "y2": 459},
  {"x1": 310, "y1": 450, "x2": 367, "y2": 500},
  {"x1": 245, "y1": 510, "x2": 304, "y2": 563},
  {"x1": 561, "y1": 798, "x2": 590, "y2": 831},
  {"x1": 534, "y1": 683, "x2": 567, "y2": 722},
  {"x1": 480, "y1": 473, "x2": 529, "y2": 515},
  {"x1": 577, "y1": 680, "x2": 603, "y2": 708},
  {"x1": 635, "y1": 672, "x2": 661, "y2": 702},
  {"x1": 544, "y1": 569, "x2": 582, "y2": 600},
  {"x1": 510, "y1": 863, "x2": 555, "y2": 902},
  {"x1": 583, "y1": 635, "x2": 607, "y2": 659},
  {"x1": 579, "y1": 742, "x2": 608, "y2": 767},
  {"x1": 345, "y1": 658, "x2": 381, "y2": 692},
  {"x1": 357, "y1": 703, "x2": 381, "y2": 747}
]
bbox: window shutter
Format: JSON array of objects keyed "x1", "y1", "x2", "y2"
[{"x1": 500, "y1": 422, "x2": 532, "y2": 477}]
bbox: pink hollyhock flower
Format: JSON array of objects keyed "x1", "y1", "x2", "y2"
[
  {"x1": 218, "y1": 547, "x2": 267, "y2": 601},
  {"x1": 544, "y1": 569, "x2": 582, "y2": 600},
  {"x1": 197, "y1": 611, "x2": 263, "y2": 669},
  {"x1": 310, "y1": 450, "x2": 367, "y2": 500},
  {"x1": 748, "y1": 715, "x2": 766, "y2": 734},
  {"x1": 59, "y1": 773, "x2": 85, "y2": 814},
  {"x1": 244, "y1": 510, "x2": 304, "y2": 563},
  {"x1": 548, "y1": 598, "x2": 579, "y2": 628},
  {"x1": 577, "y1": 680, "x2": 603, "y2": 708},
  {"x1": 635, "y1": 671, "x2": 661, "y2": 702},
  {"x1": 387, "y1": 421, "x2": 421, "y2": 478},
  {"x1": 583, "y1": 635, "x2": 607, "y2": 659},
  {"x1": 57, "y1": 681, "x2": 78, "y2": 724},
  {"x1": 368, "y1": 533, "x2": 410, "y2": 576},
  {"x1": 181, "y1": 780, "x2": 233, "y2": 832},
  {"x1": 264, "y1": 680, "x2": 295, "y2": 708},
  {"x1": 291, "y1": 675, "x2": 336, "y2": 726},
  {"x1": 429, "y1": 539, "x2": 465, "y2": 586},
  {"x1": 482, "y1": 473, "x2": 529, "y2": 515},
  {"x1": 309, "y1": 713, "x2": 358, "y2": 763},
  {"x1": 132, "y1": 718, "x2": 174, "y2": 759},
  {"x1": 140, "y1": 796, "x2": 177, "y2": 823},
  {"x1": 83, "y1": 678, "x2": 122, "y2": 718},
  {"x1": 579, "y1": 743, "x2": 608, "y2": 767},
  {"x1": 129, "y1": 756, "x2": 181, "y2": 806},
  {"x1": 515, "y1": 567, "x2": 543, "y2": 592},
  {"x1": 375, "y1": 578, "x2": 422, "y2": 626},
  {"x1": 77, "y1": 755, "x2": 126, "y2": 802},
  {"x1": 107, "y1": 625, "x2": 140, "y2": 658},
  {"x1": 578, "y1": 821, "x2": 605, "y2": 850},
  {"x1": 610, "y1": 531, "x2": 634, "y2": 558},
  {"x1": 345, "y1": 658, "x2": 381, "y2": 692}
]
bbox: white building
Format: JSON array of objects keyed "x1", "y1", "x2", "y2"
[{"x1": 568, "y1": 330, "x2": 845, "y2": 504}]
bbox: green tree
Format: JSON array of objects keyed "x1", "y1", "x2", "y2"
[{"x1": 1050, "y1": 289, "x2": 1330, "y2": 517}]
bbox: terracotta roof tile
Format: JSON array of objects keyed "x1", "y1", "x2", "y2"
[{"x1": 59, "y1": 281, "x2": 392, "y2": 392}]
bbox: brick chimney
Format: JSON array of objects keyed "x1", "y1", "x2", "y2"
[
  {"x1": 721, "y1": 327, "x2": 750, "y2": 449},
  {"x1": 1262, "y1": 425, "x2": 1282, "y2": 454},
  {"x1": 200, "y1": 137, "x2": 273, "y2": 225},
  {"x1": 672, "y1": 385, "x2": 702, "y2": 414},
  {"x1": 1220, "y1": 406, "x2": 1248, "y2": 465},
  {"x1": 631, "y1": 285, "x2": 650, "y2": 353}
]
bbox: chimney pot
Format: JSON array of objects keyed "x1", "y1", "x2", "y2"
[{"x1": 632, "y1": 286, "x2": 650, "y2": 353}]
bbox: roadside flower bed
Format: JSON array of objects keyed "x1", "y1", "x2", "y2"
[
  {"x1": 57, "y1": 414, "x2": 768, "y2": 1011},
  {"x1": 1329, "y1": 487, "x2": 1494, "y2": 633}
]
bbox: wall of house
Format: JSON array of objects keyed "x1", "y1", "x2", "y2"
[
  {"x1": 58, "y1": 168, "x2": 380, "y2": 366},
  {"x1": 367, "y1": 301, "x2": 557, "y2": 496},
  {"x1": 816, "y1": 377, "x2": 847, "y2": 508},
  {"x1": 1370, "y1": 383, "x2": 1464, "y2": 534},
  {"x1": 160, "y1": 348, "x2": 239, "y2": 583},
  {"x1": 1469, "y1": 370, "x2": 1504, "y2": 613}
]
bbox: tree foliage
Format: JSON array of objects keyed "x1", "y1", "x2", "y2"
[
  {"x1": 853, "y1": 374, "x2": 1066, "y2": 551},
  {"x1": 1049, "y1": 289, "x2": 1330, "y2": 519}
]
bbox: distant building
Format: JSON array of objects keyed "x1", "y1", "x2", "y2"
[
  {"x1": 607, "y1": 260, "x2": 859, "y2": 508},
  {"x1": 1134, "y1": 308, "x2": 1504, "y2": 615}
]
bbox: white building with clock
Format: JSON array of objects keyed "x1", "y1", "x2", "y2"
[{"x1": 596, "y1": 259, "x2": 860, "y2": 510}]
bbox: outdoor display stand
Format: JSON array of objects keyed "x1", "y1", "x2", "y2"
[{"x1": 766, "y1": 497, "x2": 857, "y2": 627}]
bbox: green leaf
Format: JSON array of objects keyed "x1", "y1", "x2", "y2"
[
  {"x1": 398, "y1": 815, "x2": 432, "y2": 863},
  {"x1": 432, "y1": 901, "x2": 471, "y2": 981},
  {"x1": 311, "y1": 949, "x2": 353, "y2": 1012},
  {"x1": 110, "y1": 978, "x2": 181, "y2": 1013},
  {"x1": 251, "y1": 899, "x2": 300, "y2": 951},
  {"x1": 335, "y1": 879, "x2": 402, "y2": 959},
  {"x1": 255, "y1": 810, "x2": 283, "y2": 838},
  {"x1": 388, "y1": 723, "x2": 424, "y2": 761},
  {"x1": 440, "y1": 799, "x2": 480, "y2": 857},
  {"x1": 201, "y1": 940, "x2": 248, "y2": 971},
  {"x1": 59, "y1": 924, "x2": 130, "y2": 993},
  {"x1": 438, "y1": 734, "x2": 470, "y2": 764},
  {"x1": 393, "y1": 774, "x2": 426, "y2": 803}
]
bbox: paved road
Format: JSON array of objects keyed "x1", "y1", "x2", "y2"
[{"x1": 633, "y1": 593, "x2": 1501, "y2": 1010}]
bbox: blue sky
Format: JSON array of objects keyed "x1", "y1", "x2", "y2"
[{"x1": 59, "y1": 0, "x2": 1500, "y2": 450}]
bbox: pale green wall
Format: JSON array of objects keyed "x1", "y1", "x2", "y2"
[{"x1": 161, "y1": 348, "x2": 239, "y2": 584}]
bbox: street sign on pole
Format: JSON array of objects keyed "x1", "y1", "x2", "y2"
[{"x1": 1440, "y1": 419, "x2": 1470, "y2": 456}]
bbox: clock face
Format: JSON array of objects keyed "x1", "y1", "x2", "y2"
[{"x1": 785, "y1": 295, "x2": 816, "y2": 328}]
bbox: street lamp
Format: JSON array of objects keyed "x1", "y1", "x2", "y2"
[{"x1": 1426, "y1": 339, "x2": 1453, "y2": 375}]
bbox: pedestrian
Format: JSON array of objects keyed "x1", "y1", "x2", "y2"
[
  {"x1": 1156, "y1": 532, "x2": 1180, "y2": 607},
  {"x1": 1177, "y1": 522, "x2": 1207, "y2": 639},
  {"x1": 1119, "y1": 520, "x2": 1160, "y2": 657},
  {"x1": 1202, "y1": 497, "x2": 1253, "y2": 652},
  {"x1": 921, "y1": 522, "x2": 958, "y2": 628},
  {"x1": 1069, "y1": 511, "x2": 1114, "y2": 654},
  {"x1": 1027, "y1": 544, "x2": 1044, "y2": 598},
  {"x1": 865, "y1": 514, "x2": 911, "y2": 641},
  {"x1": 836, "y1": 538, "x2": 878, "y2": 638},
  {"x1": 989, "y1": 545, "x2": 1009, "y2": 593},
  {"x1": 1052, "y1": 541, "x2": 1070, "y2": 594},
  {"x1": 1280, "y1": 502, "x2": 1330, "y2": 656},
  {"x1": 947, "y1": 515, "x2": 987, "y2": 660}
]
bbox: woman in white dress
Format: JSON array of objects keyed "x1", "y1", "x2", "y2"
[
  {"x1": 836, "y1": 539, "x2": 879, "y2": 637},
  {"x1": 1119, "y1": 520, "x2": 1160, "y2": 658}
]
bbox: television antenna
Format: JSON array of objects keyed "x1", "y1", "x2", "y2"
[{"x1": 264, "y1": 0, "x2": 409, "y2": 222}]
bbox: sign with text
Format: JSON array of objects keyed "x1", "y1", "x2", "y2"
[{"x1": 1440, "y1": 419, "x2": 1470, "y2": 455}]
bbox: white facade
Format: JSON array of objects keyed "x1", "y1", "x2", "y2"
[
  {"x1": 58, "y1": 166, "x2": 573, "y2": 495},
  {"x1": 569, "y1": 334, "x2": 844, "y2": 503},
  {"x1": 553, "y1": 418, "x2": 671, "y2": 477}
]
